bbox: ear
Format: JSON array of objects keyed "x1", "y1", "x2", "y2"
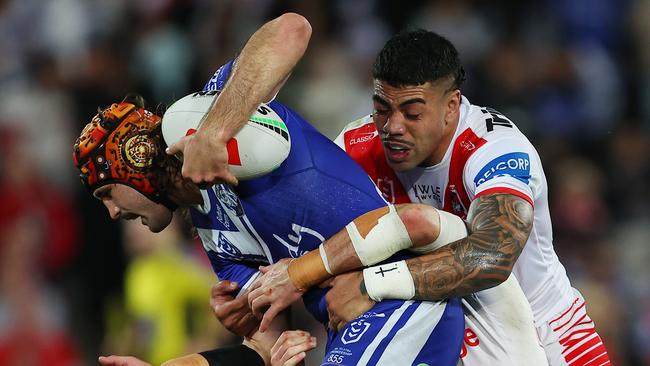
[{"x1": 445, "y1": 89, "x2": 461, "y2": 124}]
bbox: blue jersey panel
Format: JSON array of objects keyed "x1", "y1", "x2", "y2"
[
  {"x1": 194, "y1": 64, "x2": 463, "y2": 349},
  {"x1": 322, "y1": 299, "x2": 463, "y2": 366}
]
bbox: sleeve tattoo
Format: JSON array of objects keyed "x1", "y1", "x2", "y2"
[{"x1": 407, "y1": 193, "x2": 534, "y2": 300}]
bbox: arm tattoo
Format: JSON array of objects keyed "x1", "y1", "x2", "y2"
[{"x1": 409, "y1": 193, "x2": 533, "y2": 300}]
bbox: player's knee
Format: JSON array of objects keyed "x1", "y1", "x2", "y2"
[{"x1": 397, "y1": 204, "x2": 440, "y2": 246}]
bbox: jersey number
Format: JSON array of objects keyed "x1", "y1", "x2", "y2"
[{"x1": 482, "y1": 107, "x2": 512, "y2": 132}]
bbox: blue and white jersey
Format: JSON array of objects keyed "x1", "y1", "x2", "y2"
[{"x1": 191, "y1": 60, "x2": 464, "y2": 365}]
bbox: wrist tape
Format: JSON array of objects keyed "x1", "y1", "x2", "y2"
[
  {"x1": 363, "y1": 260, "x2": 415, "y2": 302},
  {"x1": 347, "y1": 205, "x2": 412, "y2": 266},
  {"x1": 410, "y1": 209, "x2": 468, "y2": 254},
  {"x1": 287, "y1": 247, "x2": 330, "y2": 291}
]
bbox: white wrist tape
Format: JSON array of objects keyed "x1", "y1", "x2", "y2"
[
  {"x1": 363, "y1": 260, "x2": 415, "y2": 302},
  {"x1": 347, "y1": 205, "x2": 412, "y2": 266},
  {"x1": 410, "y1": 209, "x2": 468, "y2": 254},
  {"x1": 319, "y1": 244, "x2": 333, "y2": 275}
]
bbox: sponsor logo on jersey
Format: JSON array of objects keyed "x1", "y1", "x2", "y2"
[
  {"x1": 349, "y1": 131, "x2": 378, "y2": 146},
  {"x1": 412, "y1": 184, "x2": 442, "y2": 204},
  {"x1": 473, "y1": 152, "x2": 531, "y2": 187}
]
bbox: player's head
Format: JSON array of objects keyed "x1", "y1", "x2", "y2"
[
  {"x1": 73, "y1": 95, "x2": 179, "y2": 232},
  {"x1": 372, "y1": 29, "x2": 465, "y2": 171}
]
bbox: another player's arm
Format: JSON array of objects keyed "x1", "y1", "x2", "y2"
[
  {"x1": 200, "y1": 12, "x2": 311, "y2": 140},
  {"x1": 167, "y1": 13, "x2": 311, "y2": 185},
  {"x1": 406, "y1": 193, "x2": 533, "y2": 300},
  {"x1": 248, "y1": 203, "x2": 467, "y2": 331}
]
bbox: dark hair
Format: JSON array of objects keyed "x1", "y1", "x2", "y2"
[{"x1": 372, "y1": 29, "x2": 465, "y2": 90}]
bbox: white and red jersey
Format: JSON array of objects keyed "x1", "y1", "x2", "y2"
[
  {"x1": 335, "y1": 96, "x2": 573, "y2": 323},
  {"x1": 335, "y1": 96, "x2": 611, "y2": 365}
]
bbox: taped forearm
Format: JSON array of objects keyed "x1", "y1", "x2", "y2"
[
  {"x1": 364, "y1": 210, "x2": 469, "y2": 302},
  {"x1": 287, "y1": 205, "x2": 412, "y2": 290}
]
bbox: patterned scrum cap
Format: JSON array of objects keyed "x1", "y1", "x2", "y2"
[{"x1": 72, "y1": 98, "x2": 164, "y2": 202}]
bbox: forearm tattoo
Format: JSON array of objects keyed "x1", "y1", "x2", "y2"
[{"x1": 409, "y1": 193, "x2": 533, "y2": 300}]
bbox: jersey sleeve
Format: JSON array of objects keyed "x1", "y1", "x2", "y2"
[
  {"x1": 203, "y1": 58, "x2": 277, "y2": 103},
  {"x1": 203, "y1": 59, "x2": 236, "y2": 92},
  {"x1": 205, "y1": 251, "x2": 261, "y2": 294},
  {"x1": 463, "y1": 135, "x2": 537, "y2": 206}
]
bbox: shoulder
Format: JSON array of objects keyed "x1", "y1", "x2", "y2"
[{"x1": 333, "y1": 114, "x2": 376, "y2": 150}]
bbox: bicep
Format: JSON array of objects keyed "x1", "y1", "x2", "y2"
[{"x1": 465, "y1": 192, "x2": 534, "y2": 268}]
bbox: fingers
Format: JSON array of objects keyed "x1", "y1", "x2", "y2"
[
  {"x1": 270, "y1": 331, "x2": 316, "y2": 366},
  {"x1": 210, "y1": 281, "x2": 238, "y2": 308},
  {"x1": 282, "y1": 352, "x2": 306, "y2": 366},
  {"x1": 211, "y1": 280, "x2": 238, "y2": 296},
  {"x1": 249, "y1": 289, "x2": 271, "y2": 320},
  {"x1": 221, "y1": 170, "x2": 239, "y2": 187},
  {"x1": 259, "y1": 303, "x2": 282, "y2": 333},
  {"x1": 165, "y1": 137, "x2": 186, "y2": 156},
  {"x1": 98, "y1": 355, "x2": 151, "y2": 366}
]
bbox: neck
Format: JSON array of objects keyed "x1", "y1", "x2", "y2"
[
  {"x1": 167, "y1": 178, "x2": 203, "y2": 206},
  {"x1": 429, "y1": 116, "x2": 459, "y2": 166}
]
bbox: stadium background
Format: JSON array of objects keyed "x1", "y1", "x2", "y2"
[{"x1": 0, "y1": 0, "x2": 649, "y2": 365}]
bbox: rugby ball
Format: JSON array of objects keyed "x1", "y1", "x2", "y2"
[{"x1": 162, "y1": 91, "x2": 291, "y2": 180}]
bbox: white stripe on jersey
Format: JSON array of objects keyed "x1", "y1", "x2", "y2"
[
  {"x1": 375, "y1": 301, "x2": 446, "y2": 365},
  {"x1": 356, "y1": 301, "x2": 413, "y2": 366},
  {"x1": 240, "y1": 214, "x2": 274, "y2": 263}
]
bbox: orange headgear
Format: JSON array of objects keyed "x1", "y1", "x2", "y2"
[{"x1": 73, "y1": 97, "x2": 175, "y2": 209}]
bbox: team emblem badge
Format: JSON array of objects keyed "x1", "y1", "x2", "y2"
[{"x1": 341, "y1": 319, "x2": 371, "y2": 345}]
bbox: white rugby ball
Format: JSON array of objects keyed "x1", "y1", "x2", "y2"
[{"x1": 162, "y1": 91, "x2": 291, "y2": 180}]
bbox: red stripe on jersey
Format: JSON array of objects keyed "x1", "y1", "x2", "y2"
[
  {"x1": 563, "y1": 332, "x2": 599, "y2": 359},
  {"x1": 553, "y1": 302, "x2": 586, "y2": 332},
  {"x1": 549, "y1": 300, "x2": 611, "y2": 365},
  {"x1": 226, "y1": 138, "x2": 242, "y2": 166},
  {"x1": 475, "y1": 187, "x2": 534, "y2": 207},
  {"x1": 443, "y1": 128, "x2": 487, "y2": 219},
  {"x1": 550, "y1": 298, "x2": 580, "y2": 325},
  {"x1": 343, "y1": 122, "x2": 410, "y2": 204},
  {"x1": 569, "y1": 343, "x2": 609, "y2": 365}
]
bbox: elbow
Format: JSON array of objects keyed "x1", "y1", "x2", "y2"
[
  {"x1": 273, "y1": 13, "x2": 312, "y2": 52},
  {"x1": 476, "y1": 254, "x2": 515, "y2": 289},
  {"x1": 397, "y1": 204, "x2": 440, "y2": 247}
]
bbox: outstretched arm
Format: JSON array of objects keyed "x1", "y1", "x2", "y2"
[
  {"x1": 167, "y1": 13, "x2": 312, "y2": 186},
  {"x1": 325, "y1": 193, "x2": 533, "y2": 330},
  {"x1": 248, "y1": 203, "x2": 465, "y2": 331}
]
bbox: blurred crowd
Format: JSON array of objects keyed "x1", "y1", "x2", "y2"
[{"x1": 0, "y1": 0, "x2": 648, "y2": 365}]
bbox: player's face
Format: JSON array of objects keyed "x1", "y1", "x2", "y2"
[
  {"x1": 372, "y1": 80, "x2": 461, "y2": 171},
  {"x1": 93, "y1": 184, "x2": 173, "y2": 233}
]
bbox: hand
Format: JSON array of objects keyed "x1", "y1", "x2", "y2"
[
  {"x1": 98, "y1": 355, "x2": 150, "y2": 366},
  {"x1": 210, "y1": 280, "x2": 259, "y2": 337},
  {"x1": 325, "y1": 271, "x2": 375, "y2": 332},
  {"x1": 247, "y1": 259, "x2": 305, "y2": 333},
  {"x1": 270, "y1": 330, "x2": 317, "y2": 366},
  {"x1": 166, "y1": 130, "x2": 238, "y2": 186}
]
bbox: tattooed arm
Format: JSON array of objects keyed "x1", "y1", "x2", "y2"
[{"x1": 408, "y1": 193, "x2": 534, "y2": 300}]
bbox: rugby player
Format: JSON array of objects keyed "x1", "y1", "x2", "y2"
[
  {"x1": 77, "y1": 13, "x2": 464, "y2": 366},
  {"x1": 247, "y1": 30, "x2": 611, "y2": 366}
]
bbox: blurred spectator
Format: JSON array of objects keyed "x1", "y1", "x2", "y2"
[{"x1": 102, "y1": 219, "x2": 236, "y2": 366}]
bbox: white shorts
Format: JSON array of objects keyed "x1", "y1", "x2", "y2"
[
  {"x1": 459, "y1": 275, "x2": 548, "y2": 366},
  {"x1": 535, "y1": 289, "x2": 610, "y2": 366}
]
